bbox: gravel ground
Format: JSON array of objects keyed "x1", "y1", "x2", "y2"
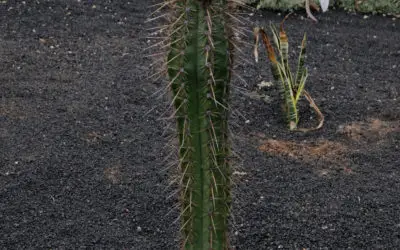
[{"x1": 1, "y1": 0, "x2": 399, "y2": 249}]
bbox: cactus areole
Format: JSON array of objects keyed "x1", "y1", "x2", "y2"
[{"x1": 166, "y1": 0, "x2": 235, "y2": 249}]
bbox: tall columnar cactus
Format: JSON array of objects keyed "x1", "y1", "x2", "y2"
[{"x1": 163, "y1": 0, "x2": 238, "y2": 249}]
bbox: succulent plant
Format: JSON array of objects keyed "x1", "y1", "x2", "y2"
[
  {"x1": 254, "y1": 18, "x2": 324, "y2": 131},
  {"x1": 152, "y1": 0, "x2": 243, "y2": 248}
]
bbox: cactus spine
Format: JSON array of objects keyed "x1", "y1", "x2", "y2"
[{"x1": 166, "y1": 0, "x2": 236, "y2": 248}]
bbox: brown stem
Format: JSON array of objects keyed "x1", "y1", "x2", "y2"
[
  {"x1": 305, "y1": 0, "x2": 318, "y2": 23},
  {"x1": 294, "y1": 90, "x2": 324, "y2": 132}
]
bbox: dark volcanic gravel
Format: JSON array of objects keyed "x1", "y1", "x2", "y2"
[{"x1": 1, "y1": 0, "x2": 399, "y2": 249}]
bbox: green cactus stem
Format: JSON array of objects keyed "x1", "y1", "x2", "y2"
[{"x1": 165, "y1": 0, "x2": 237, "y2": 249}]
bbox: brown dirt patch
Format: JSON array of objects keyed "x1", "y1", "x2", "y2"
[
  {"x1": 257, "y1": 118, "x2": 400, "y2": 173},
  {"x1": 83, "y1": 131, "x2": 103, "y2": 144},
  {"x1": 258, "y1": 139, "x2": 349, "y2": 167},
  {"x1": 0, "y1": 100, "x2": 27, "y2": 120},
  {"x1": 337, "y1": 118, "x2": 400, "y2": 142},
  {"x1": 104, "y1": 164, "x2": 122, "y2": 184}
]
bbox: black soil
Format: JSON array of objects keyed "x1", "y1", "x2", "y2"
[{"x1": 1, "y1": 1, "x2": 399, "y2": 249}]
